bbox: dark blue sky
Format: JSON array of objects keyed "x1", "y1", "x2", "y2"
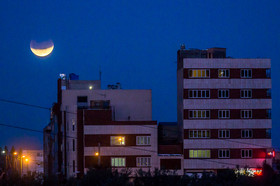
[{"x1": 0, "y1": 0, "x2": 279, "y2": 150}]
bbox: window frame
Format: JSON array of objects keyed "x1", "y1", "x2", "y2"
[
  {"x1": 241, "y1": 149, "x2": 252, "y2": 158},
  {"x1": 189, "y1": 150, "x2": 211, "y2": 158},
  {"x1": 241, "y1": 69, "x2": 252, "y2": 78},
  {"x1": 189, "y1": 130, "x2": 210, "y2": 138},
  {"x1": 188, "y1": 90, "x2": 210, "y2": 99},
  {"x1": 241, "y1": 110, "x2": 252, "y2": 119},
  {"x1": 218, "y1": 130, "x2": 230, "y2": 138},
  {"x1": 241, "y1": 129, "x2": 253, "y2": 138},
  {"x1": 110, "y1": 136, "x2": 125, "y2": 146},
  {"x1": 188, "y1": 69, "x2": 210, "y2": 78},
  {"x1": 218, "y1": 110, "x2": 230, "y2": 119},
  {"x1": 240, "y1": 89, "x2": 252, "y2": 98},
  {"x1": 136, "y1": 157, "x2": 151, "y2": 167},
  {"x1": 218, "y1": 69, "x2": 230, "y2": 78},
  {"x1": 218, "y1": 89, "x2": 229, "y2": 98},
  {"x1": 218, "y1": 149, "x2": 230, "y2": 158},
  {"x1": 136, "y1": 136, "x2": 151, "y2": 146},
  {"x1": 111, "y1": 157, "x2": 126, "y2": 167},
  {"x1": 189, "y1": 110, "x2": 210, "y2": 119}
]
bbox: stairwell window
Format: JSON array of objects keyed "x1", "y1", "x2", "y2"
[{"x1": 189, "y1": 69, "x2": 210, "y2": 78}]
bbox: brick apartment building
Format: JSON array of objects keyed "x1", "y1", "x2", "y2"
[
  {"x1": 177, "y1": 46, "x2": 273, "y2": 173},
  {"x1": 44, "y1": 74, "x2": 181, "y2": 178}
]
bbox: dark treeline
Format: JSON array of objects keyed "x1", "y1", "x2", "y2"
[{"x1": 1, "y1": 163, "x2": 280, "y2": 186}]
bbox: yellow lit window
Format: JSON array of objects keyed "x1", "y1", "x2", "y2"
[
  {"x1": 189, "y1": 150, "x2": 210, "y2": 158},
  {"x1": 110, "y1": 136, "x2": 125, "y2": 145}
]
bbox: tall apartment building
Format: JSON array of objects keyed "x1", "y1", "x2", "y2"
[
  {"x1": 177, "y1": 46, "x2": 273, "y2": 173},
  {"x1": 44, "y1": 74, "x2": 158, "y2": 178}
]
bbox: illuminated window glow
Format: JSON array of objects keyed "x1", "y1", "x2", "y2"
[
  {"x1": 111, "y1": 157, "x2": 125, "y2": 167},
  {"x1": 189, "y1": 110, "x2": 210, "y2": 119},
  {"x1": 189, "y1": 150, "x2": 210, "y2": 158},
  {"x1": 218, "y1": 69, "x2": 230, "y2": 78},
  {"x1": 110, "y1": 136, "x2": 125, "y2": 145},
  {"x1": 189, "y1": 130, "x2": 210, "y2": 138},
  {"x1": 189, "y1": 69, "x2": 210, "y2": 78}
]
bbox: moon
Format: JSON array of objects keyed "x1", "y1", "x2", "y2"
[{"x1": 30, "y1": 40, "x2": 54, "y2": 57}]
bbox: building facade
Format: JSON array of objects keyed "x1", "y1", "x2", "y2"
[
  {"x1": 177, "y1": 46, "x2": 273, "y2": 173},
  {"x1": 22, "y1": 150, "x2": 43, "y2": 175},
  {"x1": 44, "y1": 75, "x2": 159, "y2": 178}
]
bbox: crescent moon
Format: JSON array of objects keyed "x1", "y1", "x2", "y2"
[{"x1": 30, "y1": 40, "x2": 54, "y2": 57}]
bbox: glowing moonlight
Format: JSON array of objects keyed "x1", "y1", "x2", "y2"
[{"x1": 30, "y1": 40, "x2": 54, "y2": 57}]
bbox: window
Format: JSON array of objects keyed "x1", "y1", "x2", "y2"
[
  {"x1": 266, "y1": 109, "x2": 272, "y2": 119},
  {"x1": 188, "y1": 90, "x2": 210, "y2": 98},
  {"x1": 241, "y1": 149, "x2": 252, "y2": 158},
  {"x1": 72, "y1": 119, "x2": 75, "y2": 131},
  {"x1": 189, "y1": 130, "x2": 210, "y2": 138},
  {"x1": 218, "y1": 149, "x2": 230, "y2": 158},
  {"x1": 241, "y1": 69, "x2": 252, "y2": 78},
  {"x1": 218, "y1": 90, "x2": 229, "y2": 98},
  {"x1": 266, "y1": 129, "x2": 271, "y2": 138},
  {"x1": 189, "y1": 110, "x2": 210, "y2": 119},
  {"x1": 241, "y1": 110, "x2": 252, "y2": 119},
  {"x1": 189, "y1": 150, "x2": 210, "y2": 158},
  {"x1": 241, "y1": 130, "x2": 252, "y2": 138},
  {"x1": 189, "y1": 69, "x2": 210, "y2": 78},
  {"x1": 73, "y1": 160, "x2": 75, "y2": 172},
  {"x1": 241, "y1": 90, "x2": 252, "y2": 98},
  {"x1": 110, "y1": 136, "x2": 125, "y2": 146},
  {"x1": 136, "y1": 157, "x2": 151, "y2": 167},
  {"x1": 218, "y1": 110, "x2": 230, "y2": 119},
  {"x1": 136, "y1": 136, "x2": 151, "y2": 145},
  {"x1": 111, "y1": 157, "x2": 125, "y2": 167},
  {"x1": 266, "y1": 69, "x2": 271, "y2": 78},
  {"x1": 218, "y1": 69, "x2": 230, "y2": 78},
  {"x1": 267, "y1": 89, "x2": 271, "y2": 98},
  {"x1": 219, "y1": 130, "x2": 230, "y2": 138},
  {"x1": 73, "y1": 139, "x2": 75, "y2": 151}
]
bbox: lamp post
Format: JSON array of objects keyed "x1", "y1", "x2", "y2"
[{"x1": 20, "y1": 155, "x2": 25, "y2": 177}]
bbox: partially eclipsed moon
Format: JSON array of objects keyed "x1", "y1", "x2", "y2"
[{"x1": 30, "y1": 40, "x2": 54, "y2": 57}]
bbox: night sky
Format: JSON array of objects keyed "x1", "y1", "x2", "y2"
[{"x1": 0, "y1": 1, "x2": 279, "y2": 150}]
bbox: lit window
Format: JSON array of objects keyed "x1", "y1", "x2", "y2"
[
  {"x1": 111, "y1": 157, "x2": 125, "y2": 167},
  {"x1": 218, "y1": 69, "x2": 230, "y2": 78},
  {"x1": 136, "y1": 157, "x2": 151, "y2": 167},
  {"x1": 188, "y1": 90, "x2": 210, "y2": 98},
  {"x1": 110, "y1": 136, "x2": 125, "y2": 146},
  {"x1": 241, "y1": 110, "x2": 252, "y2": 119},
  {"x1": 189, "y1": 110, "x2": 210, "y2": 119},
  {"x1": 218, "y1": 90, "x2": 229, "y2": 98},
  {"x1": 189, "y1": 130, "x2": 210, "y2": 138},
  {"x1": 218, "y1": 110, "x2": 230, "y2": 119},
  {"x1": 189, "y1": 150, "x2": 210, "y2": 158},
  {"x1": 241, "y1": 149, "x2": 252, "y2": 158},
  {"x1": 218, "y1": 149, "x2": 230, "y2": 158},
  {"x1": 241, "y1": 69, "x2": 252, "y2": 78},
  {"x1": 189, "y1": 69, "x2": 210, "y2": 78},
  {"x1": 241, "y1": 90, "x2": 252, "y2": 98},
  {"x1": 136, "y1": 136, "x2": 151, "y2": 145},
  {"x1": 72, "y1": 119, "x2": 75, "y2": 131},
  {"x1": 218, "y1": 130, "x2": 230, "y2": 138},
  {"x1": 241, "y1": 130, "x2": 253, "y2": 138}
]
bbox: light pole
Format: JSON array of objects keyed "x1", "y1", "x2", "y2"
[{"x1": 20, "y1": 155, "x2": 25, "y2": 177}]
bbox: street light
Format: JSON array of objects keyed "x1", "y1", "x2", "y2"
[{"x1": 13, "y1": 152, "x2": 17, "y2": 155}]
